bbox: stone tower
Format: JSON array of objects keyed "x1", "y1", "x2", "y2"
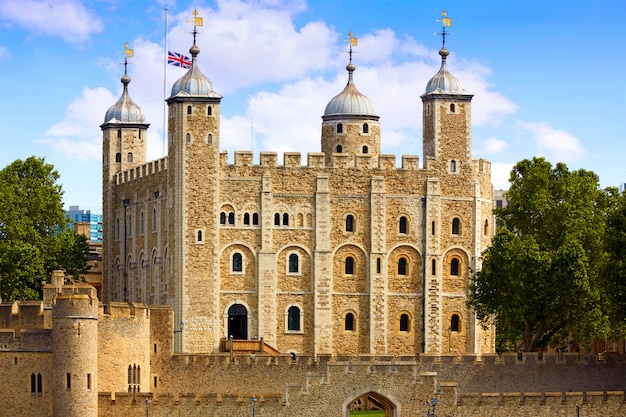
[
  {"x1": 321, "y1": 45, "x2": 380, "y2": 165},
  {"x1": 100, "y1": 57, "x2": 149, "y2": 303},
  {"x1": 165, "y1": 34, "x2": 223, "y2": 352},
  {"x1": 51, "y1": 282, "x2": 99, "y2": 417}
]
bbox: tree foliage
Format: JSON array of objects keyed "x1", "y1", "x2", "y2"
[
  {"x1": 0, "y1": 157, "x2": 89, "y2": 301},
  {"x1": 602, "y1": 189, "x2": 626, "y2": 335},
  {"x1": 469, "y1": 157, "x2": 612, "y2": 352}
]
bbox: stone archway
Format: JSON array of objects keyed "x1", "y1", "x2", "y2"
[
  {"x1": 345, "y1": 391, "x2": 398, "y2": 417},
  {"x1": 228, "y1": 304, "x2": 248, "y2": 340}
]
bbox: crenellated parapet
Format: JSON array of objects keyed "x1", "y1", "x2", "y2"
[{"x1": 114, "y1": 157, "x2": 168, "y2": 185}]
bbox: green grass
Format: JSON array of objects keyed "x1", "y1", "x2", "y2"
[{"x1": 349, "y1": 410, "x2": 386, "y2": 416}]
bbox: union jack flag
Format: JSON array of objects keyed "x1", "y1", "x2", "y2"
[{"x1": 167, "y1": 51, "x2": 192, "y2": 69}]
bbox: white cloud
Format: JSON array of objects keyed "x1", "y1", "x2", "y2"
[
  {"x1": 517, "y1": 121, "x2": 584, "y2": 162},
  {"x1": 491, "y1": 162, "x2": 514, "y2": 190},
  {"x1": 38, "y1": 87, "x2": 114, "y2": 161},
  {"x1": 0, "y1": 0, "x2": 103, "y2": 44},
  {"x1": 475, "y1": 137, "x2": 507, "y2": 155}
]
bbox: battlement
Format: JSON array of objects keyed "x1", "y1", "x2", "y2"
[
  {"x1": 0, "y1": 300, "x2": 46, "y2": 329},
  {"x1": 115, "y1": 157, "x2": 168, "y2": 185},
  {"x1": 456, "y1": 390, "x2": 626, "y2": 406},
  {"x1": 219, "y1": 150, "x2": 428, "y2": 171}
]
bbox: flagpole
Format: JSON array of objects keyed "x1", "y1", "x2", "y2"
[{"x1": 163, "y1": 2, "x2": 169, "y2": 156}]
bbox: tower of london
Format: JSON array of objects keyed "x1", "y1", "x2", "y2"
[{"x1": 101, "y1": 28, "x2": 495, "y2": 357}]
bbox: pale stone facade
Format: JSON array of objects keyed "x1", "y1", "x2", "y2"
[{"x1": 101, "y1": 38, "x2": 495, "y2": 357}]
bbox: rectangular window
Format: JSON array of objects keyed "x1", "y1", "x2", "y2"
[
  {"x1": 154, "y1": 376, "x2": 158, "y2": 388},
  {"x1": 66, "y1": 373, "x2": 71, "y2": 390},
  {"x1": 87, "y1": 373, "x2": 91, "y2": 390}
]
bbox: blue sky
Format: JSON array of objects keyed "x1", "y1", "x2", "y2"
[{"x1": 0, "y1": 0, "x2": 624, "y2": 212}]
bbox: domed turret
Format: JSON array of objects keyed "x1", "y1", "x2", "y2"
[
  {"x1": 170, "y1": 42, "x2": 216, "y2": 97},
  {"x1": 323, "y1": 61, "x2": 377, "y2": 117},
  {"x1": 103, "y1": 70, "x2": 146, "y2": 124},
  {"x1": 321, "y1": 35, "x2": 381, "y2": 166},
  {"x1": 424, "y1": 47, "x2": 466, "y2": 95}
]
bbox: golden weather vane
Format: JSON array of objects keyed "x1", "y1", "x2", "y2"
[
  {"x1": 435, "y1": 10, "x2": 452, "y2": 48},
  {"x1": 343, "y1": 30, "x2": 358, "y2": 62},
  {"x1": 118, "y1": 42, "x2": 134, "y2": 74},
  {"x1": 186, "y1": 8, "x2": 204, "y2": 44}
]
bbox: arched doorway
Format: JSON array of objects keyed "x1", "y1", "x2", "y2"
[
  {"x1": 345, "y1": 391, "x2": 398, "y2": 417},
  {"x1": 228, "y1": 304, "x2": 248, "y2": 340}
]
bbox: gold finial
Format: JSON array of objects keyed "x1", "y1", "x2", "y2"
[
  {"x1": 343, "y1": 30, "x2": 358, "y2": 63},
  {"x1": 435, "y1": 9, "x2": 452, "y2": 48},
  {"x1": 123, "y1": 42, "x2": 133, "y2": 59},
  {"x1": 192, "y1": 8, "x2": 203, "y2": 27}
]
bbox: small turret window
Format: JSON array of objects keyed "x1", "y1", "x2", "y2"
[
  {"x1": 127, "y1": 153, "x2": 133, "y2": 163},
  {"x1": 362, "y1": 145, "x2": 368, "y2": 154},
  {"x1": 336, "y1": 123, "x2": 343, "y2": 134},
  {"x1": 187, "y1": 105, "x2": 192, "y2": 115},
  {"x1": 450, "y1": 103, "x2": 456, "y2": 113},
  {"x1": 208, "y1": 134, "x2": 213, "y2": 144},
  {"x1": 450, "y1": 160, "x2": 457, "y2": 172},
  {"x1": 186, "y1": 133, "x2": 191, "y2": 144},
  {"x1": 207, "y1": 106, "x2": 212, "y2": 116},
  {"x1": 116, "y1": 153, "x2": 121, "y2": 163},
  {"x1": 362, "y1": 123, "x2": 369, "y2": 134},
  {"x1": 336, "y1": 144, "x2": 343, "y2": 153},
  {"x1": 117, "y1": 129, "x2": 122, "y2": 139}
]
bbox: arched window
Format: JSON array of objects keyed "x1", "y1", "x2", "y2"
[
  {"x1": 220, "y1": 212, "x2": 226, "y2": 225},
  {"x1": 244, "y1": 213, "x2": 250, "y2": 225},
  {"x1": 399, "y1": 216, "x2": 408, "y2": 234},
  {"x1": 274, "y1": 213, "x2": 280, "y2": 226},
  {"x1": 287, "y1": 306, "x2": 300, "y2": 331},
  {"x1": 363, "y1": 123, "x2": 369, "y2": 134},
  {"x1": 232, "y1": 253, "x2": 243, "y2": 272},
  {"x1": 336, "y1": 123, "x2": 343, "y2": 134},
  {"x1": 452, "y1": 217, "x2": 460, "y2": 235},
  {"x1": 117, "y1": 129, "x2": 122, "y2": 139},
  {"x1": 450, "y1": 258, "x2": 459, "y2": 276},
  {"x1": 127, "y1": 152, "x2": 133, "y2": 163},
  {"x1": 252, "y1": 213, "x2": 259, "y2": 225},
  {"x1": 187, "y1": 105, "x2": 192, "y2": 115},
  {"x1": 345, "y1": 312, "x2": 355, "y2": 331},
  {"x1": 336, "y1": 144, "x2": 343, "y2": 153},
  {"x1": 228, "y1": 212, "x2": 235, "y2": 225},
  {"x1": 362, "y1": 145, "x2": 369, "y2": 154},
  {"x1": 484, "y1": 219, "x2": 489, "y2": 235},
  {"x1": 450, "y1": 314, "x2": 460, "y2": 332},
  {"x1": 288, "y1": 253, "x2": 299, "y2": 273},
  {"x1": 208, "y1": 134, "x2": 213, "y2": 144},
  {"x1": 399, "y1": 314, "x2": 410, "y2": 332},
  {"x1": 431, "y1": 259, "x2": 436, "y2": 275},
  {"x1": 186, "y1": 133, "x2": 191, "y2": 144},
  {"x1": 398, "y1": 257, "x2": 407, "y2": 275},
  {"x1": 207, "y1": 106, "x2": 212, "y2": 116},
  {"x1": 116, "y1": 153, "x2": 122, "y2": 163},
  {"x1": 450, "y1": 160, "x2": 456, "y2": 172},
  {"x1": 197, "y1": 230, "x2": 203, "y2": 242},
  {"x1": 450, "y1": 103, "x2": 456, "y2": 113},
  {"x1": 282, "y1": 213, "x2": 289, "y2": 226},
  {"x1": 345, "y1": 256, "x2": 354, "y2": 275},
  {"x1": 346, "y1": 214, "x2": 354, "y2": 232}
]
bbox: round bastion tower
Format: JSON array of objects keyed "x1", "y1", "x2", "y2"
[
  {"x1": 51, "y1": 285, "x2": 99, "y2": 417},
  {"x1": 321, "y1": 47, "x2": 380, "y2": 166}
]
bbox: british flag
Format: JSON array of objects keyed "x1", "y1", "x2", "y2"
[{"x1": 167, "y1": 51, "x2": 192, "y2": 69}]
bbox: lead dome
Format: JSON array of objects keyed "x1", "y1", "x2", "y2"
[
  {"x1": 424, "y1": 48, "x2": 466, "y2": 94},
  {"x1": 170, "y1": 43, "x2": 215, "y2": 97},
  {"x1": 103, "y1": 71, "x2": 146, "y2": 124},
  {"x1": 324, "y1": 61, "x2": 377, "y2": 117}
]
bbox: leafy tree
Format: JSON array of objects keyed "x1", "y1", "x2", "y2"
[
  {"x1": 602, "y1": 189, "x2": 626, "y2": 334},
  {"x1": 469, "y1": 157, "x2": 611, "y2": 352},
  {"x1": 0, "y1": 157, "x2": 89, "y2": 301}
]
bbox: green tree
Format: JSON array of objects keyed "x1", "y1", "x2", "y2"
[
  {"x1": 469, "y1": 157, "x2": 610, "y2": 352},
  {"x1": 603, "y1": 189, "x2": 626, "y2": 334},
  {"x1": 0, "y1": 157, "x2": 89, "y2": 300}
]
